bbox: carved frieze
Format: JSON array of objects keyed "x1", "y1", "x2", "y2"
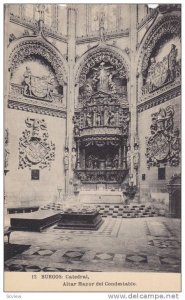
[
  {"x1": 137, "y1": 83, "x2": 181, "y2": 112},
  {"x1": 19, "y1": 118, "x2": 55, "y2": 169},
  {"x1": 8, "y1": 98, "x2": 66, "y2": 118},
  {"x1": 146, "y1": 106, "x2": 180, "y2": 167},
  {"x1": 74, "y1": 169, "x2": 127, "y2": 184}
]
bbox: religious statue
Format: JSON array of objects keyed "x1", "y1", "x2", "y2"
[
  {"x1": 86, "y1": 111, "x2": 92, "y2": 127},
  {"x1": 168, "y1": 44, "x2": 178, "y2": 81},
  {"x1": 71, "y1": 148, "x2": 77, "y2": 170},
  {"x1": 108, "y1": 110, "x2": 115, "y2": 126},
  {"x1": 108, "y1": 73, "x2": 117, "y2": 94},
  {"x1": 104, "y1": 108, "x2": 109, "y2": 126},
  {"x1": 147, "y1": 57, "x2": 156, "y2": 85},
  {"x1": 84, "y1": 82, "x2": 93, "y2": 97},
  {"x1": 64, "y1": 148, "x2": 69, "y2": 171},
  {"x1": 127, "y1": 146, "x2": 132, "y2": 169},
  {"x1": 92, "y1": 62, "x2": 113, "y2": 91},
  {"x1": 99, "y1": 11, "x2": 106, "y2": 42},
  {"x1": 113, "y1": 154, "x2": 119, "y2": 169},
  {"x1": 96, "y1": 111, "x2": 101, "y2": 126},
  {"x1": 23, "y1": 67, "x2": 32, "y2": 95},
  {"x1": 86, "y1": 155, "x2": 94, "y2": 169},
  {"x1": 133, "y1": 145, "x2": 139, "y2": 169},
  {"x1": 37, "y1": 4, "x2": 46, "y2": 21}
]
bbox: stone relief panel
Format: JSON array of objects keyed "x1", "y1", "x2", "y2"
[
  {"x1": 142, "y1": 39, "x2": 181, "y2": 95},
  {"x1": 11, "y1": 58, "x2": 63, "y2": 104},
  {"x1": 146, "y1": 106, "x2": 180, "y2": 168},
  {"x1": 19, "y1": 118, "x2": 55, "y2": 169},
  {"x1": 78, "y1": 50, "x2": 128, "y2": 104},
  {"x1": 8, "y1": 39, "x2": 67, "y2": 117}
]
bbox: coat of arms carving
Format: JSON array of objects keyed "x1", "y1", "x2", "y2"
[
  {"x1": 146, "y1": 106, "x2": 180, "y2": 167},
  {"x1": 19, "y1": 118, "x2": 55, "y2": 169}
]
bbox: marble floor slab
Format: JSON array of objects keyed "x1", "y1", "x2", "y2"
[{"x1": 4, "y1": 216, "x2": 181, "y2": 273}]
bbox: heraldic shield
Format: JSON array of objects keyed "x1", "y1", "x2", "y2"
[
  {"x1": 150, "y1": 57, "x2": 169, "y2": 88},
  {"x1": 31, "y1": 75, "x2": 49, "y2": 98},
  {"x1": 26, "y1": 140, "x2": 48, "y2": 164},
  {"x1": 150, "y1": 132, "x2": 170, "y2": 161}
]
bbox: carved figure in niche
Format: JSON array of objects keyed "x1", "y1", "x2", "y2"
[
  {"x1": 106, "y1": 154, "x2": 112, "y2": 169},
  {"x1": 84, "y1": 82, "x2": 93, "y2": 97},
  {"x1": 133, "y1": 145, "x2": 139, "y2": 169},
  {"x1": 73, "y1": 115, "x2": 80, "y2": 136},
  {"x1": 104, "y1": 107, "x2": 109, "y2": 126},
  {"x1": 127, "y1": 146, "x2": 131, "y2": 169},
  {"x1": 86, "y1": 155, "x2": 95, "y2": 169},
  {"x1": 37, "y1": 4, "x2": 46, "y2": 21},
  {"x1": 92, "y1": 62, "x2": 113, "y2": 91},
  {"x1": 96, "y1": 111, "x2": 101, "y2": 126},
  {"x1": 108, "y1": 111, "x2": 115, "y2": 126},
  {"x1": 46, "y1": 77, "x2": 54, "y2": 99},
  {"x1": 93, "y1": 159, "x2": 98, "y2": 169},
  {"x1": 86, "y1": 111, "x2": 93, "y2": 127},
  {"x1": 23, "y1": 67, "x2": 32, "y2": 95},
  {"x1": 64, "y1": 148, "x2": 69, "y2": 171},
  {"x1": 146, "y1": 57, "x2": 156, "y2": 85},
  {"x1": 113, "y1": 154, "x2": 119, "y2": 169},
  {"x1": 71, "y1": 148, "x2": 77, "y2": 170},
  {"x1": 99, "y1": 11, "x2": 106, "y2": 42},
  {"x1": 108, "y1": 73, "x2": 116, "y2": 94},
  {"x1": 168, "y1": 44, "x2": 178, "y2": 80}
]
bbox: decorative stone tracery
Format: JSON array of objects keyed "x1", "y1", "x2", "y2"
[{"x1": 146, "y1": 105, "x2": 180, "y2": 168}]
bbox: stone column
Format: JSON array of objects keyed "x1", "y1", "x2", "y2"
[
  {"x1": 66, "y1": 7, "x2": 76, "y2": 195},
  {"x1": 128, "y1": 5, "x2": 137, "y2": 186}
]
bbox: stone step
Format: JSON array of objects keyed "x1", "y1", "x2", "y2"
[{"x1": 40, "y1": 203, "x2": 158, "y2": 218}]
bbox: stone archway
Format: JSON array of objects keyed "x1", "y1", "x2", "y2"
[
  {"x1": 137, "y1": 15, "x2": 181, "y2": 102},
  {"x1": 8, "y1": 39, "x2": 67, "y2": 86}
]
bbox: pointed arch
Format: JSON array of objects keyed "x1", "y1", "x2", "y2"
[
  {"x1": 74, "y1": 44, "x2": 130, "y2": 86},
  {"x1": 8, "y1": 36, "x2": 68, "y2": 85},
  {"x1": 137, "y1": 15, "x2": 181, "y2": 76}
]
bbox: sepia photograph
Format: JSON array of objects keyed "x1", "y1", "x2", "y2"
[{"x1": 3, "y1": 3, "x2": 181, "y2": 292}]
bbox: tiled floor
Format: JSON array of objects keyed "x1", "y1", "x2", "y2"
[{"x1": 4, "y1": 216, "x2": 181, "y2": 273}]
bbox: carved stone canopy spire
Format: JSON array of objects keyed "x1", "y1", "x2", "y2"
[
  {"x1": 99, "y1": 11, "x2": 106, "y2": 43},
  {"x1": 36, "y1": 4, "x2": 46, "y2": 34},
  {"x1": 37, "y1": 4, "x2": 46, "y2": 21}
]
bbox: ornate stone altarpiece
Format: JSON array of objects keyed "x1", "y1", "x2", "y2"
[{"x1": 73, "y1": 47, "x2": 130, "y2": 185}]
